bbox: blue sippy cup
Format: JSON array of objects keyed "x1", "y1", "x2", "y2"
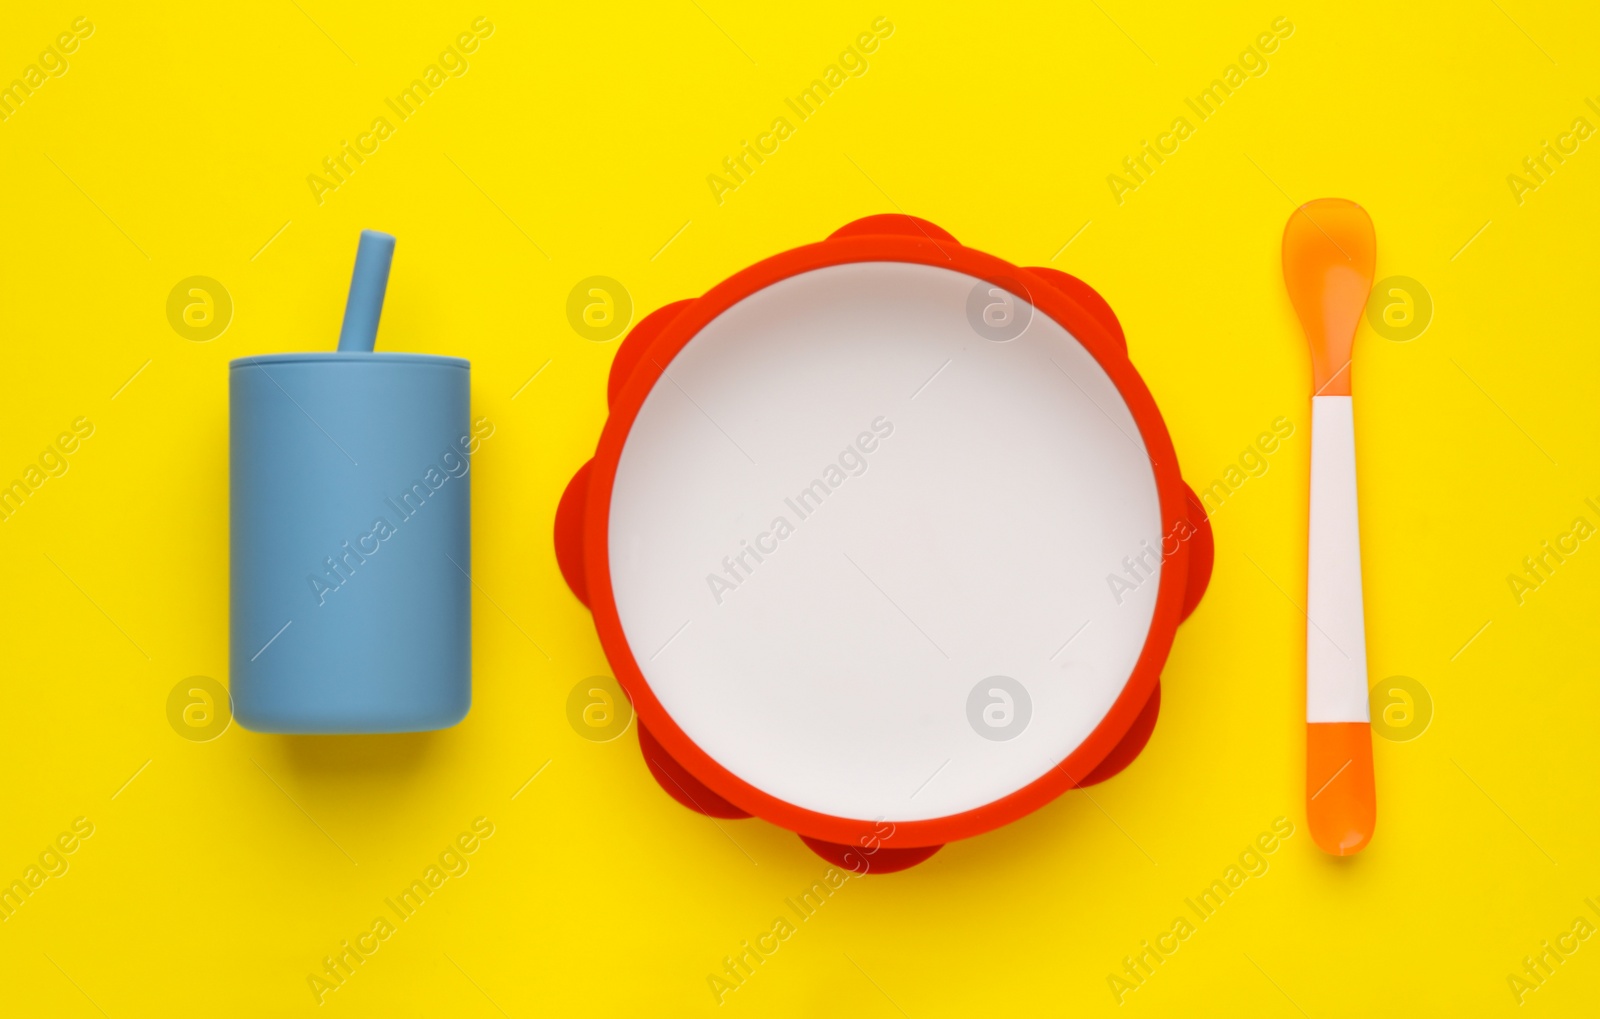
[{"x1": 230, "y1": 231, "x2": 472, "y2": 733}]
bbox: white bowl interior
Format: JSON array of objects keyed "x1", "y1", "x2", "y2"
[{"x1": 609, "y1": 262, "x2": 1162, "y2": 823}]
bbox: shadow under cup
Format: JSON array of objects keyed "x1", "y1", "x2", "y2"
[{"x1": 229, "y1": 353, "x2": 472, "y2": 734}]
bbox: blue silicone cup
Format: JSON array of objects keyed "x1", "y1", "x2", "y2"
[{"x1": 230, "y1": 352, "x2": 471, "y2": 733}]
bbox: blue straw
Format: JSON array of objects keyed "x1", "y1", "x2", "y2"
[{"x1": 337, "y1": 229, "x2": 397, "y2": 352}]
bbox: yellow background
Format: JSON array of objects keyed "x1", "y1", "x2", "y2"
[{"x1": 2, "y1": 2, "x2": 1598, "y2": 1015}]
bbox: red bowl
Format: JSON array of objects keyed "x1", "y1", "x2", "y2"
[{"x1": 556, "y1": 215, "x2": 1212, "y2": 873}]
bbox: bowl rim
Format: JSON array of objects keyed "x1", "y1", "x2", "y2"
[{"x1": 583, "y1": 225, "x2": 1193, "y2": 848}]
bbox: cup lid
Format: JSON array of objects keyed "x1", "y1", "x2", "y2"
[{"x1": 229, "y1": 352, "x2": 469, "y2": 369}]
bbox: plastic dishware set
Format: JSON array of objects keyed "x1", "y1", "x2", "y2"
[{"x1": 230, "y1": 207, "x2": 1386, "y2": 866}]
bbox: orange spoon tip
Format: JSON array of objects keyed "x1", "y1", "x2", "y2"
[{"x1": 1282, "y1": 199, "x2": 1376, "y2": 397}]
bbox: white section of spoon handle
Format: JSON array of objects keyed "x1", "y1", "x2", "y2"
[{"x1": 1307, "y1": 395, "x2": 1371, "y2": 723}]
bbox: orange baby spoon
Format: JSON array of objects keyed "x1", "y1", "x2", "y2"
[{"x1": 1282, "y1": 199, "x2": 1377, "y2": 856}]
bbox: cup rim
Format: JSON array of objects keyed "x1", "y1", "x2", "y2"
[{"x1": 228, "y1": 352, "x2": 469, "y2": 369}]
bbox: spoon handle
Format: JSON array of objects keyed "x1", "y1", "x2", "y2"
[{"x1": 1306, "y1": 394, "x2": 1376, "y2": 854}]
